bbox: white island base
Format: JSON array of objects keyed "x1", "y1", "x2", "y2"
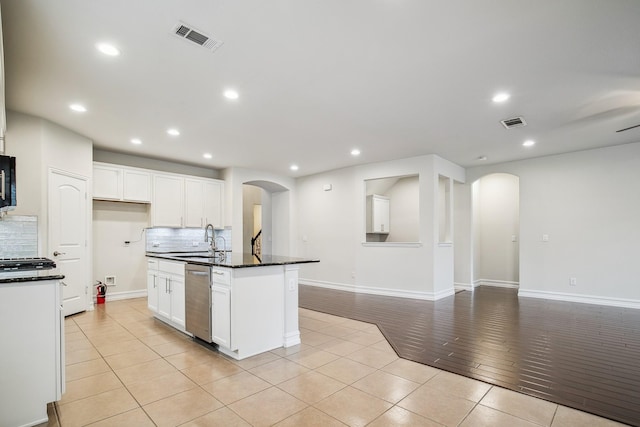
[{"x1": 210, "y1": 263, "x2": 301, "y2": 360}]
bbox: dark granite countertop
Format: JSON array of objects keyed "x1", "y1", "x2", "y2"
[{"x1": 146, "y1": 252, "x2": 319, "y2": 269}]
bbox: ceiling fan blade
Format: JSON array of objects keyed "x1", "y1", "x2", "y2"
[{"x1": 616, "y1": 123, "x2": 640, "y2": 133}]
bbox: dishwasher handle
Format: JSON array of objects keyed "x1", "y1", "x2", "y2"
[{"x1": 188, "y1": 271, "x2": 210, "y2": 277}]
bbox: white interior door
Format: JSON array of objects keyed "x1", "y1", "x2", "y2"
[{"x1": 49, "y1": 170, "x2": 88, "y2": 316}]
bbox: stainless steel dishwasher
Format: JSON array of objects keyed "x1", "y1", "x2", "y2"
[{"x1": 185, "y1": 263, "x2": 212, "y2": 342}]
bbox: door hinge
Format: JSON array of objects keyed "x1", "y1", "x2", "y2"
[{"x1": 85, "y1": 286, "x2": 88, "y2": 294}]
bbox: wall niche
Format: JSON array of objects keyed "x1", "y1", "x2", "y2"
[{"x1": 365, "y1": 175, "x2": 419, "y2": 243}]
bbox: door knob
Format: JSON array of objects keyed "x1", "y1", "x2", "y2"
[{"x1": 53, "y1": 251, "x2": 66, "y2": 256}]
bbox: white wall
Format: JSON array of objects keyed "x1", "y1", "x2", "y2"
[
  {"x1": 4, "y1": 110, "x2": 92, "y2": 254},
  {"x1": 473, "y1": 173, "x2": 519, "y2": 286},
  {"x1": 297, "y1": 154, "x2": 465, "y2": 300},
  {"x1": 453, "y1": 181, "x2": 472, "y2": 288},
  {"x1": 459, "y1": 142, "x2": 640, "y2": 307},
  {"x1": 386, "y1": 176, "x2": 419, "y2": 242},
  {"x1": 92, "y1": 201, "x2": 149, "y2": 297},
  {"x1": 222, "y1": 168, "x2": 297, "y2": 255}
]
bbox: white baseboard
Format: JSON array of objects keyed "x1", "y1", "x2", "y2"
[
  {"x1": 103, "y1": 289, "x2": 147, "y2": 302},
  {"x1": 454, "y1": 282, "x2": 474, "y2": 292},
  {"x1": 518, "y1": 289, "x2": 640, "y2": 309},
  {"x1": 474, "y1": 279, "x2": 519, "y2": 289},
  {"x1": 300, "y1": 278, "x2": 454, "y2": 301}
]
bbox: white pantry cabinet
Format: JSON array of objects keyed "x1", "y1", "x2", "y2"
[
  {"x1": 147, "y1": 259, "x2": 186, "y2": 331},
  {"x1": 93, "y1": 162, "x2": 151, "y2": 203},
  {"x1": 366, "y1": 194, "x2": 390, "y2": 234}
]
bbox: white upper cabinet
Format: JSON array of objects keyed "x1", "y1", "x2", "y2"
[
  {"x1": 366, "y1": 194, "x2": 390, "y2": 234},
  {"x1": 152, "y1": 173, "x2": 224, "y2": 228},
  {"x1": 185, "y1": 178, "x2": 224, "y2": 228},
  {"x1": 152, "y1": 173, "x2": 184, "y2": 227},
  {"x1": 94, "y1": 161, "x2": 224, "y2": 228},
  {"x1": 93, "y1": 163, "x2": 122, "y2": 200},
  {"x1": 122, "y1": 169, "x2": 151, "y2": 202},
  {"x1": 93, "y1": 162, "x2": 151, "y2": 203}
]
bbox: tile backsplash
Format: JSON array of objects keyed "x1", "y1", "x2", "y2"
[
  {"x1": 146, "y1": 227, "x2": 232, "y2": 253},
  {"x1": 0, "y1": 215, "x2": 38, "y2": 258}
]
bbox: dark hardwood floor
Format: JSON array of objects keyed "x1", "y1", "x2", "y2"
[{"x1": 299, "y1": 285, "x2": 640, "y2": 426}]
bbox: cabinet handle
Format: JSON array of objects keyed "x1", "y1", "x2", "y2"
[
  {"x1": 168, "y1": 278, "x2": 172, "y2": 293},
  {"x1": 181, "y1": 217, "x2": 183, "y2": 227},
  {"x1": 213, "y1": 271, "x2": 225, "y2": 276},
  {"x1": 153, "y1": 276, "x2": 156, "y2": 289}
]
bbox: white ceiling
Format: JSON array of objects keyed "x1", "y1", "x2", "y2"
[{"x1": 2, "y1": 0, "x2": 640, "y2": 177}]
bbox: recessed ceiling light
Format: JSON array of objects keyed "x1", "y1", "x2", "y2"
[
  {"x1": 492, "y1": 92, "x2": 510, "y2": 103},
  {"x1": 290, "y1": 164, "x2": 299, "y2": 171},
  {"x1": 203, "y1": 153, "x2": 212, "y2": 159},
  {"x1": 130, "y1": 138, "x2": 142, "y2": 145},
  {"x1": 477, "y1": 155, "x2": 488, "y2": 161},
  {"x1": 224, "y1": 89, "x2": 239, "y2": 100},
  {"x1": 69, "y1": 103, "x2": 87, "y2": 113},
  {"x1": 167, "y1": 128, "x2": 180, "y2": 136},
  {"x1": 96, "y1": 42, "x2": 120, "y2": 56},
  {"x1": 523, "y1": 140, "x2": 536, "y2": 147},
  {"x1": 351, "y1": 149, "x2": 361, "y2": 156}
]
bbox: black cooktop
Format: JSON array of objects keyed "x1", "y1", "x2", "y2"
[{"x1": 0, "y1": 257, "x2": 57, "y2": 271}]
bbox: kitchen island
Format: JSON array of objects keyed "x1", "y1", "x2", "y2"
[{"x1": 146, "y1": 252, "x2": 318, "y2": 360}]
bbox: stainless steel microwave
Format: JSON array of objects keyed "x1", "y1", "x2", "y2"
[{"x1": 0, "y1": 155, "x2": 16, "y2": 212}]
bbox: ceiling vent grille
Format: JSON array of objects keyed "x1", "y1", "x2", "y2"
[
  {"x1": 501, "y1": 116, "x2": 527, "y2": 129},
  {"x1": 171, "y1": 22, "x2": 223, "y2": 52}
]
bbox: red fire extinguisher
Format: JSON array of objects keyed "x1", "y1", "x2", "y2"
[{"x1": 96, "y1": 281, "x2": 107, "y2": 304}]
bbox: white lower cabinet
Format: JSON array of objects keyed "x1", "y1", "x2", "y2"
[
  {"x1": 147, "y1": 259, "x2": 186, "y2": 331},
  {"x1": 212, "y1": 285, "x2": 231, "y2": 348},
  {"x1": 211, "y1": 268, "x2": 232, "y2": 349},
  {"x1": 0, "y1": 279, "x2": 64, "y2": 427},
  {"x1": 147, "y1": 259, "x2": 159, "y2": 313}
]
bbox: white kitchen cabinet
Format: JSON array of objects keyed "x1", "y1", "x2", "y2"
[
  {"x1": 212, "y1": 268, "x2": 232, "y2": 348},
  {"x1": 185, "y1": 178, "x2": 224, "y2": 228},
  {"x1": 93, "y1": 163, "x2": 122, "y2": 200},
  {"x1": 366, "y1": 194, "x2": 390, "y2": 234},
  {"x1": 152, "y1": 174, "x2": 185, "y2": 227},
  {"x1": 0, "y1": 279, "x2": 64, "y2": 427},
  {"x1": 123, "y1": 168, "x2": 151, "y2": 202},
  {"x1": 93, "y1": 162, "x2": 151, "y2": 203},
  {"x1": 147, "y1": 259, "x2": 159, "y2": 313},
  {"x1": 148, "y1": 259, "x2": 186, "y2": 331}
]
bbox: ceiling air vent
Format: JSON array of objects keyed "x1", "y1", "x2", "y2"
[
  {"x1": 500, "y1": 116, "x2": 527, "y2": 129},
  {"x1": 171, "y1": 21, "x2": 223, "y2": 52}
]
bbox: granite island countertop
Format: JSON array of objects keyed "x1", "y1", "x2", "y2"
[{"x1": 146, "y1": 252, "x2": 319, "y2": 269}]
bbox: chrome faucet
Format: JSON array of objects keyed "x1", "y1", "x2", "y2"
[
  {"x1": 204, "y1": 224, "x2": 215, "y2": 251},
  {"x1": 213, "y1": 235, "x2": 226, "y2": 253}
]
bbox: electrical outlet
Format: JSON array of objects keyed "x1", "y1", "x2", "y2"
[
  {"x1": 152, "y1": 241, "x2": 160, "y2": 247},
  {"x1": 288, "y1": 279, "x2": 296, "y2": 291},
  {"x1": 192, "y1": 241, "x2": 199, "y2": 247},
  {"x1": 542, "y1": 234, "x2": 549, "y2": 242},
  {"x1": 105, "y1": 276, "x2": 116, "y2": 286},
  {"x1": 570, "y1": 277, "x2": 577, "y2": 286}
]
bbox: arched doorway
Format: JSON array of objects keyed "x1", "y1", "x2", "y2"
[
  {"x1": 242, "y1": 180, "x2": 290, "y2": 256},
  {"x1": 471, "y1": 173, "x2": 520, "y2": 288}
]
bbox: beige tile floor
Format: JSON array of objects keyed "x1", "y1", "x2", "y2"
[{"x1": 45, "y1": 298, "x2": 627, "y2": 427}]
